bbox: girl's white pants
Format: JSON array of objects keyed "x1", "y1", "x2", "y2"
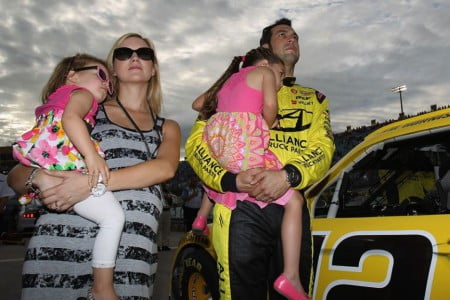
[{"x1": 74, "y1": 191, "x2": 125, "y2": 268}]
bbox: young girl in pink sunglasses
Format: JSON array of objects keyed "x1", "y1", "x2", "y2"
[{"x1": 13, "y1": 53, "x2": 124, "y2": 300}]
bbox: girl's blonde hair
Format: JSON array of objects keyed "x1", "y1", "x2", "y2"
[
  {"x1": 106, "y1": 33, "x2": 163, "y2": 115},
  {"x1": 40, "y1": 53, "x2": 109, "y2": 103}
]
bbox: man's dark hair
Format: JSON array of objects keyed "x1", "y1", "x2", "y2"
[{"x1": 259, "y1": 18, "x2": 292, "y2": 46}]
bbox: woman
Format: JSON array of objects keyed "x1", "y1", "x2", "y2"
[{"x1": 8, "y1": 33, "x2": 181, "y2": 299}]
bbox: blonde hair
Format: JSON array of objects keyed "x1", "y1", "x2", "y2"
[
  {"x1": 106, "y1": 33, "x2": 163, "y2": 115},
  {"x1": 40, "y1": 53, "x2": 109, "y2": 103}
]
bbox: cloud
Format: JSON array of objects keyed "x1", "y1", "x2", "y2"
[{"x1": 1, "y1": 0, "x2": 450, "y2": 157}]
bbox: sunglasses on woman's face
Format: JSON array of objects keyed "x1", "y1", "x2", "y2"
[
  {"x1": 113, "y1": 47, "x2": 155, "y2": 61},
  {"x1": 73, "y1": 65, "x2": 114, "y2": 95}
]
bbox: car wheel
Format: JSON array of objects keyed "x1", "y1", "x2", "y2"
[{"x1": 171, "y1": 246, "x2": 219, "y2": 300}]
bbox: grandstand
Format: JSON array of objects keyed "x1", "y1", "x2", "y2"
[
  {"x1": 332, "y1": 104, "x2": 450, "y2": 165},
  {"x1": 1, "y1": 104, "x2": 448, "y2": 181}
]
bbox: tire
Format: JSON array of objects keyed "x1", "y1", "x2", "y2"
[{"x1": 171, "y1": 246, "x2": 220, "y2": 300}]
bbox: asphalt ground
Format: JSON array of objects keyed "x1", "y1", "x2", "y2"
[{"x1": 0, "y1": 230, "x2": 185, "y2": 300}]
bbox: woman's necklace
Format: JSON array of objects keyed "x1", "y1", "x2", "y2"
[{"x1": 115, "y1": 97, "x2": 160, "y2": 159}]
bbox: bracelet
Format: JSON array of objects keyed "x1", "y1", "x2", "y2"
[{"x1": 25, "y1": 168, "x2": 41, "y2": 194}]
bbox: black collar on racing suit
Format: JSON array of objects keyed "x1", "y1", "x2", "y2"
[{"x1": 283, "y1": 77, "x2": 296, "y2": 87}]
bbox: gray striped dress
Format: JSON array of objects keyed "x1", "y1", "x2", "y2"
[{"x1": 22, "y1": 105, "x2": 165, "y2": 300}]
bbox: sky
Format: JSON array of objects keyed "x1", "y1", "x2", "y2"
[{"x1": 1, "y1": 0, "x2": 449, "y2": 158}]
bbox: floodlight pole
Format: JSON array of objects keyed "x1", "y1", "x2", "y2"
[{"x1": 391, "y1": 85, "x2": 407, "y2": 118}]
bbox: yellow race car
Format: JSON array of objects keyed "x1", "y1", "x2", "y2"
[{"x1": 170, "y1": 108, "x2": 450, "y2": 300}]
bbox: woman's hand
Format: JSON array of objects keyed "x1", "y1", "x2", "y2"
[
  {"x1": 33, "y1": 169, "x2": 63, "y2": 192},
  {"x1": 39, "y1": 170, "x2": 90, "y2": 211}
]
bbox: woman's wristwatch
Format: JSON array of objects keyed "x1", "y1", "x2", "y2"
[{"x1": 91, "y1": 175, "x2": 107, "y2": 197}]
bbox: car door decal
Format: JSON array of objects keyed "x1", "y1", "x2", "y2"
[
  {"x1": 312, "y1": 231, "x2": 330, "y2": 298},
  {"x1": 313, "y1": 230, "x2": 437, "y2": 300}
]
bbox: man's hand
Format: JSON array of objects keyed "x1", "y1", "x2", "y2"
[
  {"x1": 248, "y1": 169, "x2": 290, "y2": 202},
  {"x1": 236, "y1": 168, "x2": 264, "y2": 193}
]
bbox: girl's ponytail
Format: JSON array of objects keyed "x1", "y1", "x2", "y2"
[
  {"x1": 199, "y1": 46, "x2": 282, "y2": 120},
  {"x1": 199, "y1": 55, "x2": 242, "y2": 120}
]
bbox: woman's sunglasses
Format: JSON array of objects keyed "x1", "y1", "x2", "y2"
[
  {"x1": 113, "y1": 47, "x2": 155, "y2": 61},
  {"x1": 73, "y1": 65, "x2": 114, "y2": 95}
]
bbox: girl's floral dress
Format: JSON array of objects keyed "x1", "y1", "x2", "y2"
[
  {"x1": 203, "y1": 66, "x2": 293, "y2": 209},
  {"x1": 12, "y1": 85, "x2": 101, "y2": 204}
]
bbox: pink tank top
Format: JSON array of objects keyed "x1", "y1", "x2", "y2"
[
  {"x1": 216, "y1": 66, "x2": 263, "y2": 114},
  {"x1": 35, "y1": 85, "x2": 99, "y2": 125}
]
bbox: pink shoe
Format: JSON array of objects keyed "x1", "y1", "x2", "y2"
[
  {"x1": 273, "y1": 274, "x2": 309, "y2": 300},
  {"x1": 192, "y1": 215, "x2": 209, "y2": 235}
]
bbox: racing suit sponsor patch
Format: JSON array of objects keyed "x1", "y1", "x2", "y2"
[
  {"x1": 193, "y1": 144, "x2": 224, "y2": 179},
  {"x1": 316, "y1": 90, "x2": 326, "y2": 103}
]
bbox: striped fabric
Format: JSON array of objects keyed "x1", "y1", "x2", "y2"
[{"x1": 22, "y1": 105, "x2": 165, "y2": 300}]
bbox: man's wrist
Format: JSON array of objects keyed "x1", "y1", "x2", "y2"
[
  {"x1": 283, "y1": 164, "x2": 301, "y2": 187},
  {"x1": 221, "y1": 172, "x2": 238, "y2": 192}
]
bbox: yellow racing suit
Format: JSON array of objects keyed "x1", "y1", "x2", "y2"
[{"x1": 185, "y1": 82, "x2": 335, "y2": 299}]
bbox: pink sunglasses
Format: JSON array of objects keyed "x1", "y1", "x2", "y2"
[{"x1": 73, "y1": 65, "x2": 114, "y2": 95}]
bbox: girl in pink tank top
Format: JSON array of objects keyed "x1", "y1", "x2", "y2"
[
  {"x1": 13, "y1": 54, "x2": 124, "y2": 300},
  {"x1": 191, "y1": 47, "x2": 309, "y2": 299}
]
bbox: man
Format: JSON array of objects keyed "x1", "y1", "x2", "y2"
[
  {"x1": 185, "y1": 18, "x2": 334, "y2": 299},
  {"x1": 0, "y1": 173, "x2": 17, "y2": 239},
  {"x1": 157, "y1": 184, "x2": 174, "y2": 251},
  {"x1": 181, "y1": 177, "x2": 203, "y2": 232},
  {"x1": 0, "y1": 173, "x2": 15, "y2": 210}
]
